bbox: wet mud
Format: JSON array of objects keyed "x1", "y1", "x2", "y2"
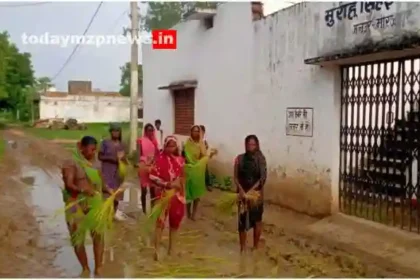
[{"x1": 0, "y1": 130, "x2": 412, "y2": 277}]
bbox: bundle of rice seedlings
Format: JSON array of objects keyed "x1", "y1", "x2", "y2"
[
  {"x1": 118, "y1": 160, "x2": 128, "y2": 181},
  {"x1": 71, "y1": 187, "x2": 126, "y2": 246},
  {"x1": 244, "y1": 189, "x2": 261, "y2": 206},
  {"x1": 51, "y1": 196, "x2": 86, "y2": 220},
  {"x1": 143, "y1": 189, "x2": 176, "y2": 233},
  {"x1": 216, "y1": 190, "x2": 261, "y2": 216},
  {"x1": 215, "y1": 193, "x2": 238, "y2": 215},
  {"x1": 70, "y1": 193, "x2": 104, "y2": 246}
]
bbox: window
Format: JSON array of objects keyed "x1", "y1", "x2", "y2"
[
  {"x1": 203, "y1": 17, "x2": 214, "y2": 29},
  {"x1": 173, "y1": 88, "x2": 195, "y2": 135}
]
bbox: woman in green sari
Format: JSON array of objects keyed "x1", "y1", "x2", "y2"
[{"x1": 183, "y1": 125, "x2": 216, "y2": 220}]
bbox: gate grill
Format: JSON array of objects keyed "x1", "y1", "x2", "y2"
[{"x1": 339, "y1": 57, "x2": 420, "y2": 232}]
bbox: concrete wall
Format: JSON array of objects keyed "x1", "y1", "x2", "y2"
[
  {"x1": 249, "y1": 4, "x2": 341, "y2": 217},
  {"x1": 142, "y1": 2, "x2": 420, "y2": 216},
  {"x1": 143, "y1": 2, "x2": 254, "y2": 145},
  {"x1": 305, "y1": 1, "x2": 420, "y2": 58},
  {"x1": 40, "y1": 95, "x2": 135, "y2": 123}
]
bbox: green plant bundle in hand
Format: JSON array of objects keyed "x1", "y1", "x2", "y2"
[
  {"x1": 215, "y1": 193, "x2": 238, "y2": 216},
  {"x1": 70, "y1": 188, "x2": 126, "y2": 246},
  {"x1": 143, "y1": 189, "x2": 176, "y2": 234},
  {"x1": 71, "y1": 193, "x2": 106, "y2": 246},
  {"x1": 69, "y1": 150, "x2": 127, "y2": 246},
  {"x1": 54, "y1": 194, "x2": 86, "y2": 220},
  {"x1": 118, "y1": 160, "x2": 128, "y2": 181}
]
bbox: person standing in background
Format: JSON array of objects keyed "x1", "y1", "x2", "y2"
[
  {"x1": 137, "y1": 123, "x2": 159, "y2": 214},
  {"x1": 184, "y1": 125, "x2": 217, "y2": 220},
  {"x1": 98, "y1": 123, "x2": 128, "y2": 221},
  {"x1": 200, "y1": 125, "x2": 212, "y2": 192},
  {"x1": 154, "y1": 119, "x2": 164, "y2": 150}
]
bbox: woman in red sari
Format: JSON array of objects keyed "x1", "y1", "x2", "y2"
[{"x1": 149, "y1": 136, "x2": 185, "y2": 260}]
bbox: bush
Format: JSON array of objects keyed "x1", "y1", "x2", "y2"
[{"x1": 209, "y1": 172, "x2": 234, "y2": 192}]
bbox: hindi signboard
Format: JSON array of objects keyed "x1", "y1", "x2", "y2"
[{"x1": 286, "y1": 107, "x2": 313, "y2": 137}]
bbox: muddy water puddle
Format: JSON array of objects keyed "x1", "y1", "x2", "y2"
[{"x1": 19, "y1": 165, "x2": 97, "y2": 277}]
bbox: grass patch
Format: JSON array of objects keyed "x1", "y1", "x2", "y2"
[
  {"x1": 23, "y1": 123, "x2": 142, "y2": 142},
  {"x1": 23, "y1": 122, "x2": 143, "y2": 164}
]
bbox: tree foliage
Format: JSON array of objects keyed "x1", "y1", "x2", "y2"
[
  {"x1": 119, "y1": 62, "x2": 143, "y2": 96},
  {"x1": 0, "y1": 31, "x2": 35, "y2": 121},
  {"x1": 142, "y1": 2, "x2": 218, "y2": 31},
  {"x1": 36, "y1": 76, "x2": 54, "y2": 92}
]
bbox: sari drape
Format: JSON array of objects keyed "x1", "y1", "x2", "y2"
[
  {"x1": 183, "y1": 138, "x2": 209, "y2": 202},
  {"x1": 150, "y1": 147, "x2": 185, "y2": 229},
  {"x1": 235, "y1": 151, "x2": 267, "y2": 232},
  {"x1": 138, "y1": 131, "x2": 159, "y2": 188}
]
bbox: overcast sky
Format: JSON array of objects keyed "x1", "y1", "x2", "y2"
[{"x1": 0, "y1": 1, "x2": 296, "y2": 92}]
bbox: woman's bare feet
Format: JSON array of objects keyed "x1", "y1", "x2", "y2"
[
  {"x1": 153, "y1": 251, "x2": 160, "y2": 261},
  {"x1": 94, "y1": 267, "x2": 102, "y2": 277},
  {"x1": 80, "y1": 268, "x2": 90, "y2": 278}
]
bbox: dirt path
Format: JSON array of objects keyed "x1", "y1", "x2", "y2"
[
  {"x1": 0, "y1": 131, "x2": 59, "y2": 277},
  {"x1": 0, "y1": 129, "x2": 412, "y2": 277}
]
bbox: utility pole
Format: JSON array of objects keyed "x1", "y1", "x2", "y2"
[
  {"x1": 129, "y1": 1, "x2": 139, "y2": 153},
  {"x1": 128, "y1": 1, "x2": 140, "y2": 213}
]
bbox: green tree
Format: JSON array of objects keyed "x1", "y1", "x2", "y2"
[
  {"x1": 119, "y1": 62, "x2": 143, "y2": 96},
  {"x1": 142, "y1": 2, "x2": 218, "y2": 32},
  {"x1": 0, "y1": 32, "x2": 9, "y2": 100},
  {"x1": 36, "y1": 76, "x2": 54, "y2": 92},
  {"x1": 0, "y1": 31, "x2": 35, "y2": 121}
]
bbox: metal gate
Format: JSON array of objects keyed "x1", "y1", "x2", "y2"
[{"x1": 339, "y1": 57, "x2": 420, "y2": 232}]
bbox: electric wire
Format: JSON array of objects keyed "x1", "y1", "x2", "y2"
[{"x1": 51, "y1": 1, "x2": 104, "y2": 81}]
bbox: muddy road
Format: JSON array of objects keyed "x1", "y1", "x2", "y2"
[{"x1": 0, "y1": 129, "x2": 411, "y2": 277}]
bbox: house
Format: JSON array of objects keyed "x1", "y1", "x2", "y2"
[
  {"x1": 143, "y1": 2, "x2": 420, "y2": 231},
  {"x1": 39, "y1": 80, "x2": 143, "y2": 123}
]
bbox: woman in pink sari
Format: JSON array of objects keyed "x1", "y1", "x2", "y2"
[
  {"x1": 138, "y1": 123, "x2": 159, "y2": 214},
  {"x1": 149, "y1": 136, "x2": 185, "y2": 260}
]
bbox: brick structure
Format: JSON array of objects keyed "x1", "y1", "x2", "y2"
[
  {"x1": 68, "y1": 80, "x2": 92, "y2": 95},
  {"x1": 173, "y1": 88, "x2": 195, "y2": 135},
  {"x1": 251, "y1": 2, "x2": 263, "y2": 21}
]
